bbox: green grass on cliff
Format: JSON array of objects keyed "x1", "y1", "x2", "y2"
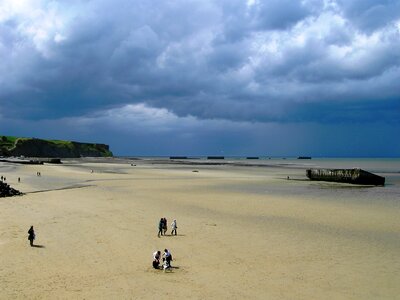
[
  {"x1": 0, "y1": 136, "x2": 23, "y2": 149},
  {"x1": 49, "y1": 140, "x2": 75, "y2": 149},
  {"x1": 0, "y1": 135, "x2": 113, "y2": 157}
]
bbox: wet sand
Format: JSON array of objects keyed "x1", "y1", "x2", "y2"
[{"x1": 1, "y1": 158, "x2": 399, "y2": 299}]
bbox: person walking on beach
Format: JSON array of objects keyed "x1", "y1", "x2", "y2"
[
  {"x1": 163, "y1": 217, "x2": 168, "y2": 235},
  {"x1": 158, "y1": 218, "x2": 164, "y2": 237},
  {"x1": 28, "y1": 226, "x2": 35, "y2": 247},
  {"x1": 153, "y1": 250, "x2": 161, "y2": 269},
  {"x1": 171, "y1": 219, "x2": 177, "y2": 236}
]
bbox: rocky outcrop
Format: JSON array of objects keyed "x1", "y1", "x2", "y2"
[
  {"x1": 1, "y1": 137, "x2": 113, "y2": 158},
  {"x1": 0, "y1": 180, "x2": 23, "y2": 197}
]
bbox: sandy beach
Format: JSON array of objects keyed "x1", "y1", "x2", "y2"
[{"x1": 1, "y1": 158, "x2": 399, "y2": 299}]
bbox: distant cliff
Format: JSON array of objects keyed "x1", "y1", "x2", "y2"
[{"x1": 0, "y1": 136, "x2": 113, "y2": 158}]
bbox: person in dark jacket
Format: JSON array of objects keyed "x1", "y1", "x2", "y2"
[
  {"x1": 158, "y1": 218, "x2": 164, "y2": 237},
  {"x1": 163, "y1": 217, "x2": 168, "y2": 235},
  {"x1": 28, "y1": 226, "x2": 35, "y2": 247}
]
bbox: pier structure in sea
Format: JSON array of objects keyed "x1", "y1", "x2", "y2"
[{"x1": 306, "y1": 168, "x2": 385, "y2": 186}]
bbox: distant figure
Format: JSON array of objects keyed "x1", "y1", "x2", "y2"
[
  {"x1": 1, "y1": 175, "x2": 3, "y2": 181},
  {"x1": 162, "y1": 248, "x2": 173, "y2": 269},
  {"x1": 153, "y1": 250, "x2": 161, "y2": 269},
  {"x1": 171, "y1": 219, "x2": 177, "y2": 236},
  {"x1": 18, "y1": 177, "x2": 21, "y2": 183},
  {"x1": 28, "y1": 226, "x2": 35, "y2": 247},
  {"x1": 163, "y1": 217, "x2": 168, "y2": 235},
  {"x1": 287, "y1": 176, "x2": 290, "y2": 180},
  {"x1": 91, "y1": 169, "x2": 93, "y2": 173},
  {"x1": 158, "y1": 218, "x2": 164, "y2": 237}
]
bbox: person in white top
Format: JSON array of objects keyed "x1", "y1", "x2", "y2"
[
  {"x1": 171, "y1": 219, "x2": 177, "y2": 236},
  {"x1": 153, "y1": 250, "x2": 161, "y2": 269}
]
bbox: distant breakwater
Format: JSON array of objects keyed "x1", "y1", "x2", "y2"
[{"x1": 0, "y1": 158, "x2": 61, "y2": 164}]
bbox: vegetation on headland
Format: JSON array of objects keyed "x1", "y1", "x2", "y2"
[{"x1": 0, "y1": 136, "x2": 113, "y2": 158}]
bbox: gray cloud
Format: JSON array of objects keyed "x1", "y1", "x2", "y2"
[
  {"x1": 2, "y1": 103, "x2": 398, "y2": 156},
  {"x1": 253, "y1": 0, "x2": 311, "y2": 30},
  {"x1": 0, "y1": 0, "x2": 399, "y2": 155},
  {"x1": 337, "y1": 0, "x2": 400, "y2": 32}
]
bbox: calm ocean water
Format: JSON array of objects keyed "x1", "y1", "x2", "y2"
[
  {"x1": 122, "y1": 156, "x2": 400, "y2": 203},
  {"x1": 206, "y1": 157, "x2": 400, "y2": 204},
  {"x1": 135, "y1": 156, "x2": 400, "y2": 173}
]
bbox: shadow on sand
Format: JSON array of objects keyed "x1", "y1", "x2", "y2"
[
  {"x1": 31, "y1": 245, "x2": 45, "y2": 248},
  {"x1": 152, "y1": 265, "x2": 180, "y2": 271},
  {"x1": 161, "y1": 234, "x2": 186, "y2": 237}
]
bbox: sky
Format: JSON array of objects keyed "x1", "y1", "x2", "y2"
[{"x1": 0, "y1": 0, "x2": 399, "y2": 157}]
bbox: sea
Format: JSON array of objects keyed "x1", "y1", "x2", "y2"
[
  {"x1": 221, "y1": 157, "x2": 400, "y2": 205},
  {"x1": 139, "y1": 157, "x2": 400, "y2": 204}
]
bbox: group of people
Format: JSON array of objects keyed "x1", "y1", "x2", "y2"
[
  {"x1": 27, "y1": 220, "x2": 179, "y2": 272},
  {"x1": 158, "y1": 218, "x2": 177, "y2": 237},
  {"x1": 1, "y1": 176, "x2": 21, "y2": 182},
  {"x1": 1, "y1": 176, "x2": 20, "y2": 183},
  {"x1": 153, "y1": 249, "x2": 173, "y2": 270},
  {"x1": 154, "y1": 218, "x2": 178, "y2": 271}
]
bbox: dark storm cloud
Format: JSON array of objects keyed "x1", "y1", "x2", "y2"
[
  {"x1": 253, "y1": 0, "x2": 311, "y2": 30},
  {"x1": 337, "y1": 0, "x2": 400, "y2": 32},
  {"x1": 0, "y1": 0, "x2": 400, "y2": 156}
]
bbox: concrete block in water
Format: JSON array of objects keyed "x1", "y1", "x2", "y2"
[{"x1": 306, "y1": 168, "x2": 385, "y2": 186}]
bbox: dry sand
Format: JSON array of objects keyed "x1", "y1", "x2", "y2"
[{"x1": 1, "y1": 158, "x2": 399, "y2": 299}]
